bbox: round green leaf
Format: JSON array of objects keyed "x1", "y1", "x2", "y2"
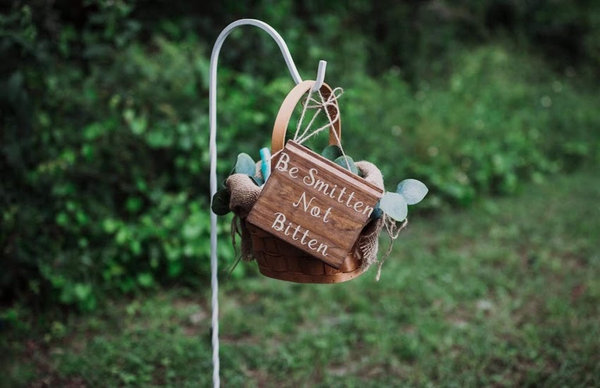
[
  {"x1": 250, "y1": 175, "x2": 264, "y2": 186},
  {"x1": 396, "y1": 179, "x2": 428, "y2": 205},
  {"x1": 379, "y1": 192, "x2": 408, "y2": 221},
  {"x1": 211, "y1": 189, "x2": 231, "y2": 215},
  {"x1": 334, "y1": 155, "x2": 358, "y2": 175},
  {"x1": 370, "y1": 202, "x2": 383, "y2": 220},
  {"x1": 321, "y1": 145, "x2": 342, "y2": 161},
  {"x1": 234, "y1": 153, "x2": 256, "y2": 176}
]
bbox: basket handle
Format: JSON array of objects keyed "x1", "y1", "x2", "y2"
[{"x1": 271, "y1": 80, "x2": 341, "y2": 156}]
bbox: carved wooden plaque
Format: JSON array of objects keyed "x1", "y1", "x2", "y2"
[{"x1": 246, "y1": 141, "x2": 383, "y2": 269}]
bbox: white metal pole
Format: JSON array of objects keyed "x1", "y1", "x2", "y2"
[{"x1": 208, "y1": 19, "x2": 326, "y2": 388}]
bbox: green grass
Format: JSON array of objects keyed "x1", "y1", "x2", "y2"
[{"x1": 2, "y1": 169, "x2": 599, "y2": 387}]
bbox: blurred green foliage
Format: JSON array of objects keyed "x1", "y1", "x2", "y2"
[{"x1": 1, "y1": 0, "x2": 599, "y2": 310}]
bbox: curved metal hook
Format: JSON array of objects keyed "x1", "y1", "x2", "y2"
[
  {"x1": 208, "y1": 19, "x2": 327, "y2": 388},
  {"x1": 313, "y1": 60, "x2": 327, "y2": 92}
]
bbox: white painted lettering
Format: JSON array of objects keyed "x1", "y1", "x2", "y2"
[
  {"x1": 313, "y1": 179, "x2": 330, "y2": 195},
  {"x1": 345, "y1": 191, "x2": 355, "y2": 207},
  {"x1": 271, "y1": 212, "x2": 286, "y2": 231},
  {"x1": 293, "y1": 191, "x2": 315, "y2": 212},
  {"x1": 322, "y1": 207, "x2": 332, "y2": 223},
  {"x1": 317, "y1": 243, "x2": 328, "y2": 256},
  {"x1": 337, "y1": 187, "x2": 347, "y2": 203},
  {"x1": 301, "y1": 230, "x2": 310, "y2": 244},
  {"x1": 292, "y1": 225, "x2": 302, "y2": 240},
  {"x1": 353, "y1": 201, "x2": 364, "y2": 213},
  {"x1": 275, "y1": 152, "x2": 290, "y2": 172},
  {"x1": 303, "y1": 168, "x2": 318, "y2": 186}
]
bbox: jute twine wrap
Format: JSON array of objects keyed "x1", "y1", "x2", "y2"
[{"x1": 226, "y1": 160, "x2": 395, "y2": 274}]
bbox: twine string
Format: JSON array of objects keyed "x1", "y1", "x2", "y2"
[
  {"x1": 293, "y1": 87, "x2": 318, "y2": 142},
  {"x1": 376, "y1": 215, "x2": 408, "y2": 281},
  {"x1": 316, "y1": 89, "x2": 351, "y2": 171},
  {"x1": 269, "y1": 87, "x2": 345, "y2": 164}
]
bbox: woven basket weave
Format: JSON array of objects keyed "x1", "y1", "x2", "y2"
[{"x1": 246, "y1": 221, "x2": 365, "y2": 283}]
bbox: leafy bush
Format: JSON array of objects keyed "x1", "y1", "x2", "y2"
[
  {"x1": 1, "y1": 4, "x2": 238, "y2": 310},
  {"x1": 341, "y1": 45, "x2": 600, "y2": 207},
  {"x1": 1, "y1": 1, "x2": 599, "y2": 310}
]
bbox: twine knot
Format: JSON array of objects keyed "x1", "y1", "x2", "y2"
[{"x1": 303, "y1": 87, "x2": 344, "y2": 110}]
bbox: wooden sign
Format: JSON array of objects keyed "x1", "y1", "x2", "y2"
[{"x1": 247, "y1": 141, "x2": 383, "y2": 269}]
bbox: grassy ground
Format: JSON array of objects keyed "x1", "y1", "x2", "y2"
[{"x1": 2, "y1": 169, "x2": 599, "y2": 387}]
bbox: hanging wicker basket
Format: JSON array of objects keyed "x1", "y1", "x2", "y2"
[{"x1": 239, "y1": 80, "x2": 384, "y2": 283}]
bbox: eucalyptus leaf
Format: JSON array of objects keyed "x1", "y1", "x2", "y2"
[
  {"x1": 211, "y1": 189, "x2": 231, "y2": 215},
  {"x1": 250, "y1": 175, "x2": 264, "y2": 186},
  {"x1": 396, "y1": 179, "x2": 429, "y2": 205},
  {"x1": 234, "y1": 153, "x2": 256, "y2": 176},
  {"x1": 370, "y1": 202, "x2": 383, "y2": 220},
  {"x1": 321, "y1": 145, "x2": 343, "y2": 161},
  {"x1": 379, "y1": 192, "x2": 408, "y2": 221},
  {"x1": 334, "y1": 155, "x2": 358, "y2": 175}
]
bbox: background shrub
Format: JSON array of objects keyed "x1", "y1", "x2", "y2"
[{"x1": 1, "y1": 0, "x2": 599, "y2": 310}]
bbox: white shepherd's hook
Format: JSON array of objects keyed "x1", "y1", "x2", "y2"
[{"x1": 208, "y1": 19, "x2": 327, "y2": 388}]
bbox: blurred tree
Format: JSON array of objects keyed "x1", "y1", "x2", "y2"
[{"x1": 1, "y1": 0, "x2": 598, "y2": 310}]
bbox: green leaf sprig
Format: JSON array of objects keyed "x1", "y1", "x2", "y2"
[{"x1": 377, "y1": 179, "x2": 428, "y2": 222}]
